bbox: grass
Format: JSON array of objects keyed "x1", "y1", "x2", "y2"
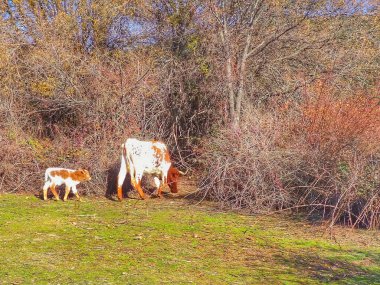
[{"x1": 0, "y1": 193, "x2": 379, "y2": 284}]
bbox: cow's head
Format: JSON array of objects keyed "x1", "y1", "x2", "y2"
[{"x1": 167, "y1": 166, "x2": 185, "y2": 193}]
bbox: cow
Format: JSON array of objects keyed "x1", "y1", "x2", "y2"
[
  {"x1": 43, "y1": 167, "x2": 91, "y2": 201},
  {"x1": 117, "y1": 138, "x2": 184, "y2": 201}
]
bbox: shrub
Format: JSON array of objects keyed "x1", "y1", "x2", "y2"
[
  {"x1": 200, "y1": 84, "x2": 380, "y2": 229},
  {"x1": 199, "y1": 108, "x2": 296, "y2": 212},
  {"x1": 293, "y1": 86, "x2": 380, "y2": 228}
]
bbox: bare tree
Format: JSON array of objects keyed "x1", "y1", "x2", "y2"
[{"x1": 207, "y1": 1, "x2": 332, "y2": 127}]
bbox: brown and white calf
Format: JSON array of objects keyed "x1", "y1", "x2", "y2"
[
  {"x1": 117, "y1": 138, "x2": 185, "y2": 201},
  {"x1": 43, "y1": 168, "x2": 91, "y2": 201}
]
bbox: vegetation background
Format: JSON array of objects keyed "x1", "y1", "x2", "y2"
[{"x1": 0, "y1": 0, "x2": 379, "y2": 228}]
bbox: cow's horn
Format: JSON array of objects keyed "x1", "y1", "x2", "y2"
[{"x1": 178, "y1": 170, "x2": 186, "y2": 175}]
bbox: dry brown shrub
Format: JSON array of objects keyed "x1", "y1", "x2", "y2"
[
  {"x1": 299, "y1": 84, "x2": 380, "y2": 156},
  {"x1": 0, "y1": 129, "x2": 41, "y2": 193},
  {"x1": 198, "y1": 108, "x2": 295, "y2": 212},
  {"x1": 200, "y1": 83, "x2": 380, "y2": 229},
  {"x1": 292, "y1": 84, "x2": 380, "y2": 228}
]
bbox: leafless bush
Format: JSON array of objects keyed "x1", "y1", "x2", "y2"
[
  {"x1": 292, "y1": 84, "x2": 380, "y2": 228},
  {"x1": 200, "y1": 84, "x2": 380, "y2": 229},
  {"x1": 0, "y1": 129, "x2": 41, "y2": 193},
  {"x1": 199, "y1": 108, "x2": 296, "y2": 212}
]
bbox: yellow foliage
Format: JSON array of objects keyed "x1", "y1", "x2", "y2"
[
  {"x1": 7, "y1": 130, "x2": 18, "y2": 141},
  {"x1": 54, "y1": 12, "x2": 74, "y2": 26},
  {"x1": 31, "y1": 77, "x2": 57, "y2": 97},
  {"x1": 57, "y1": 148, "x2": 88, "y2": 162},
  {"x1": 187, "y1": 36, "x2": 199, "y2": 53},
  {"x1": 112, "y1": 49, "x2": 129, "y2": 61},
  {"x1": 168, "y1": 14, "x2": 180, "y2": 26},
  {"x1": 26, "y1": 138, "x2": 43, "y2": 150},
  {"x1": 0, "y1": 51, "x2": 10, "y2": 69},
  {"x1": 67, "y1": 87, "x2": 76, "y2": 96},
  {"x1": 0, "y1": 42, "x2": 11, "y2": 69},
  {"x1": 199, "y1": 60, "x2": 210, "y2": 77}
]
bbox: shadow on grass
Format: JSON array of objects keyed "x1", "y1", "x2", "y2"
[
  {"x1": 105, "y1": 162, "x2": 133, "y2": 201},
  {"x1": 278, "y1": 250, "x2": 380, "y2": 284}
]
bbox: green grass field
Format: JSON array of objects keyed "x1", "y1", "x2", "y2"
[{"x1": 0, "y1": 193, "x2": 379, "y2": 284}]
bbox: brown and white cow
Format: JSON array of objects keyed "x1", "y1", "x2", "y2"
[
  {"x1": 117, "y1": 138, "x2": 184, "y2": 201},
  {"x1": 43, "y1": 168, "x2": 91, "y2": 201}
]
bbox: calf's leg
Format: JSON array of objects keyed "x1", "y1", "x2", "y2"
[
  {"x1": 71, "y1": 186, "x2": 81, "y2": 201},
  {"x1": 50, "y1": 184, "x2": 60, "y2": 200},
  {"x1": 63, "y1": 185, "x2": 71, "y2": 201},
  {"x1": 42, "y1": 182, "x2": 50, "y2": 201}
]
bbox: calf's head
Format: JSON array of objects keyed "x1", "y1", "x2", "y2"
[{"x1": 73, "y1": 169, "x2": 92, "y2": 181}]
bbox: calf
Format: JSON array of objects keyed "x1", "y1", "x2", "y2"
[
  {"x1": 43, "y1": 167, "x2": 91, "y2": 201},
  {"x1": 117, "y1": 138, "x2": 184, "y2": 200}
]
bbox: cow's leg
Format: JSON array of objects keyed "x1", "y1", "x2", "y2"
[
  {"x1": 50, "y1": 184, "x2": 60, "y2": 201},
  {"x1": 135, "y1": 182, "x2": 146, "y2": 200},
  {"x1": 134, "y1": 173, "x2": 145, "y2": 200},
  {"x1": 117, "y1": 160, "x2": 127, "y2": 202},
  {"x1": 129, "y1": 175, "x2": 145, "y2": 199},
  {"x1": 71, "y1": 186, "x2": 81, "y2": 201},
  {"x1": 117, "y1": 174, "x2": 126, "y2": 201},
  {"x1": 63, "y1": 185, "x2": 71, "y2": 201},
  {"x1": 128, "y1": 166, "x2": 145, "y2": 200},
  {"x1": 43, "y1": 182, "x2": 50, "y2": 201},
  {"x1": 153, "y1": 177, "x2": 162, "y2": 198}
]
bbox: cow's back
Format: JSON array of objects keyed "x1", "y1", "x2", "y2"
[{"x1": 124, "y1": 138, "x2": 170, "y2": 173}]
